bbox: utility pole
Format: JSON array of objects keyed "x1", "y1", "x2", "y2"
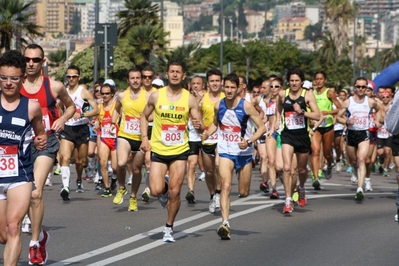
[
  {"x1": 220, "y1": 0, "x2": 224, "y2": 74},
  {"x1": 375, "y1": 0, "x2": 380, "y2": 74},
  {"x1": 352, "y1": 0, "x2": 356, "y2": 82},
  {"x1": 94, "y1": 0, "x2": 99, "y2": 83}
]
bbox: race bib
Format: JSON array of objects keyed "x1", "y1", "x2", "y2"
[
  {"x1": 101, "y1": 124, "x2": 116, "y2": 138},
  {"x1": 161, "y1": 124, "x2": 185, "y2": 146},
  {"x1": 0, "y1": 146, "x2": 18, "y2": 178},
  {"x1": 378, "y1": 126, "x2": 390, "y2": 139},
  {"x1": 42, "y1": 114, "x2": 50, "y2": 132},
  {"x1": 124, "y1": 116, "x2": 140, "y2": 134},
  {"x1": 266, "y1": 102, "x2": 276, "y2": 116},
  {"x1": 353, "y1": 115, "x2": 368, "y2": 127},
  {"x1": 220, "y1": 125, "x2": 241, "y2": 143},
  {"x1": 204, "y1": 126, "x2": 219, "y2": 144},
  {"x1": 319, "y1": 116, "x2": 327, "y2": 127},
  {"x1": 285, "y1": 111, "x2": 305, "y2": 130}
]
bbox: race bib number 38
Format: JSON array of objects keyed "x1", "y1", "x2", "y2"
[
  {"x1": 285, "y1": 111, "x2": 305, "y2": 130},
  {"x1": 161, "y1": 124, "x2": 185, "y2": 146},
  {"x1": 0, "y1": 145, "x2": 18, "y2": 178}
]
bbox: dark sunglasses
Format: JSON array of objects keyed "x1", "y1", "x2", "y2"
[
  {"x1": 252, "y1": 91, "x2": 260, "y2": 94},
  {"x1": 143, "y1": 75, "x2": 153, "y2": 79},
  {"x1": 101, "y1": 92, "x2": 111, "y2": 95},
  {"x1": 355, "y1": 85, "x2": 367, "y2": 89},
  {"x1": 95, "y1": 90, "x2": 101, "y2": 93},
  {"x1": 25, "y1": 57, "x2": 42, "y2": 63}
]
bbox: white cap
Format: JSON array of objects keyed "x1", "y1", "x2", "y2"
[
  {"x1": 103, "y1": 79, "x2": 116, "y2": 87},
  {"x1": 152, "y1": 79, "x2": 164, "y2": 87},
  {"x1": 303, "y1": 80, "x2": 312, "y2": 89}
]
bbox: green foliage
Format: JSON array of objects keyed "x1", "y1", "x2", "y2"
[
  {"x1": 237, "y1": 0, "x2": 248, "y2": 31},
  {"x1": 304, "y1": 22, "x2": 322, "y2": 42},
  {"x1": 186, "y1": 15, "x2": 214, "y2": 33},
  {"x1": 47, "y1": 49, "x2": 67, "y2": 67}
]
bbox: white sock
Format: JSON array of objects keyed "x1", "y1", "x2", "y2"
[
  {"x1": 29, "y1": 240, "x2": 40, "y2": 247},
  {"x1": 61, "y1": 166, "x2": 70, "y2": 187}
]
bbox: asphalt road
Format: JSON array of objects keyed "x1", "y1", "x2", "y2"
[{"x1": 1, "y1": 163, "x2": 399, "y2": 266}]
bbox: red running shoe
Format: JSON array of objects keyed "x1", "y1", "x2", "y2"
[
  {"x1": 39, "y1": 230, "x2": 50, "y2": 264},
  {"x1": 259, "y1": 181, "x2": 269, "y2": 193},
  {"x1": 29, "y1": 245, "x2": 43, "y2": 265},
  {"x1": 283, "y1": 200, "x2": 294, "y2": 213},
  {"x1": 298, "y1": 187, "x2": 307, "y2": 207}
]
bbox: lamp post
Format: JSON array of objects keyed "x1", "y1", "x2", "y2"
[
  {"x1": 352, "y1": 0, "x2": 356, "y2": 82},
  {"x1": 228, "y1": 18, "x2": 233, "y2": 40},
  {"x1": 220, "y1": 0, "x2": 224, "y2": 73}
]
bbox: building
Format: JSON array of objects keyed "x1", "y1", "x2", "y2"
[
  {"x1": 153, "y1": 1, "x2": 184, "y2": 48},
  {"x1": 245, "y1": 10, "x2": 265, "y2": 33},
  {"x1": 274, "y1": 17, "x2": 310, "y2": 41}
]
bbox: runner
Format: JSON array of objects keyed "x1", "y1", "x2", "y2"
[
  {"x1": 275, "y1": 68, "x2": 321, "y2": 213},
  {"x1": 140, "y1": 60, "x2": 204, "y2": 242},
  {"x1": 310, "y1": 71, "x2": 341, "y2": 189},
  {"x1": 334, "y1": 89, "x2": 348, "y2": 172},
  {"x1": 110, "y1": 68, "x2": 146, "y2": 211},
  {"x1": 336, "y1": 77, "x2": 382, "y2": 201},
  {"x1": 59, "y1": 65, "x2": 99, "y2": 200},
  {"x1": 202, "y1": 73, "x2": 266, "y2": 239},
  {"x1": 22, "y1": 44, "x2": 76, "y2": 265},
  {"x1": 0, "y1": 50, "x2": 47, "y2": 266}
]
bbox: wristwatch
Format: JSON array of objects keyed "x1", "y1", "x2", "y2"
[{"x1": 246, "y1": 140, "x2": 253, "y2": 147}]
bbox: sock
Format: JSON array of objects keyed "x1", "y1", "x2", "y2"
[
  {"x1": 286, "y1": 197, "x2": 292, "y2": 202},
  {"x1": 210, "y1": 194, "x2": 214, "y2": 200},
  {"x1": 215, "y1": 189, "x2": 221, "y2": 194},
  {"x1": 61, "y1": 166, "x2": 70, "y2": 187},
  {"x1": 165, "y1": 223, "x2": 173, "y2": 228},
  {"x1": 39, "y1": 230, "x2": 44, "y2": 241},
  {"x1": 29, "y1": 240, "x2": 40, "y2": 247}
]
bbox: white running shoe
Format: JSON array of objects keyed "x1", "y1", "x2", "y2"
[
  {"x1": 21, "y1": 214, "x2": 31, "y2": 233},
  {"x1": 163, "y1": 227, "x2": 175, "y2": 242},
  {"x1": 351, "y1": 173, "x2": 358, "y2": 183},
  {"x1": 336, "y1": 162, "x2": 342, "y2": 172},
  {"x1": 365, "y1": 179, "x2": 373, "y2": 191},
  {"x1": 389, "y1": 163, "x2": 395, "y2": 170},
  {"x1": 198, "y1": 171, "x2": 205, "y2": 181},
  {"x1": 214, "y1": 193, "x2": 220, "y2": 208},
  {"x1": 127, "y1": 175, "x2": 132, "y2": 185},
  {"x1": 45, "y1": 177, "x2": 52, "y2": 187},
  {"x1": 209, "y1": 198, "x2": 216, "y2": 213},
  {"x1": 322, "y1": 164, "x2": 328, "y2": 172},
  {"x1": 395, "y1": 214, "x2": 398, "y2": 222}
]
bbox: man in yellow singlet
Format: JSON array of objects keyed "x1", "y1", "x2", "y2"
[{"x1": 140, "y1": 60, "x2": 204, "y2": 243}]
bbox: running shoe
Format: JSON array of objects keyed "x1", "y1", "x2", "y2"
[
  {"x1": 128, "y1": 197, "x2": 138, "y2": 212},
  {"x1": 127, "y1": 175, "x2": 132, "y2": 185},
  {"x1": 217, "y1": 222, "x2": 231, "y2": 240},
  {"x1": 283, "y1": 200, "x2": 294, "y2": 213},
  {"x1": 28, "y1": 245, "x2": 43, "y2": 265},
  {"x1": 198, "y1": 171, "x2": 205, "y2": 181},
  {"x1": 350, "y1": 173, "x2": 358, "y2": 183},
  {"x1": 163, "y1": 226, "x2": 175, "y2": 242},
  {"x1": 141, "y1": 187, "x2": 151, "y2": 202},
  {"x1": 270, "y1": 189, "x2": 279, "y2": 199},
  {"x1": 365, "y1": 179, "x2": 373, "y2": 192},
  {"x1": 389, "y1": 162, "x2": 395, "y2": 170},
  {"x1": 378, "y1": 166, "x2": 384, "y2": 174},
  {"x1": 45, "y1": 174, "x2": 52, "y2": 186},
  {"x1": 322, "y1": 164, "x2": 328, "y2": 172},
  {"x1": 39, "y1": 230, "x2": 50, "y2": 265},
  {"x1": 292, "y1": 191, "x2": 299, "y2": 203},
  {"x1": 185, "y1": 190, "x2": 196, "y2": 204},
  {"x1": 395, "y1": 214, "x2": 398, "y2": 222},
  {"x1": 113, "y1": 187, "x2": 127, "y2": 205},
  {"x1": 209, "y1": 198, "x2": 216, "y2": 213},
  {"x1": 336, "y1": 162, "x2": 342, "y2": 172},
  {"x1": 325, "y1": 166, "x2": 333, "y2": 180},
  {"x1": 312, "y1": 178, "x2": 321, "y2": 190},
  {"x1": 259, "y1": 181, "x2": 270, "y2": 193},
  {"x1": 158, "y1": 178, "x2": 169, "y2": 208},
  {"x1": 101, "y1": 189, "x2": 112, "y2": 198},
  {"x1": 318, "y1": 169, "x2": 324, "y2": 179},
  {"x1": 76, "y1": 180, "x2": 84, "y2": 193},
  {"x1": 22, "y1": 214, "x2": 31, "y2": 234},
  {"x1": 214, "y1": 193, "x2": 220, "y2": 208},
  {"x1": 60, "y1": 186, "x2": 70, "y2": 201},
  {"x1": 383, "y1": 169, "x2": 389, "y2": 177},
  {"x1": 95, "y1": 182, "x2": 103, "y2": 190},
  {"x1": 355, "y1": 189, "x2": 364, "y2": 202},
  {"x1": 298, "y1": 186, "x2": 307, "y2": 207},
  {"x1": 53, "y1": 167, "x2": 61, "y2": 175},
  {"x1": 346, "y1": 166, "x2": 353, "y2": 173}
]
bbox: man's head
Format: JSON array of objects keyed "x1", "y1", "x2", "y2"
[
  {"x1": 223, "y1": 73, "x2": 239, "y2": 100},
  {"x1": 24, "y1": 44, "x2": 45, "y2": 77},
  {"x1": 338, "y1": 89, "x2": 348, "y2": 101},
  {"x1": 238, "y1": 76, "x2": 247, "y2": 95},
  {"x1": 141, "y1": 65, "x2": 154, "y2": 88},
  {"x1": 353, "y1": 77, "x2": 368, "y2": 97},
  {"x1": 286, "y1": 68, "x2": 305, "y2": 92},
  {"x1": 66, "y1": 65, "x2": 81, "y2": 87},
  {"x1": 166, "y1": 60, "x2": 186, "y2": 87},
  {"x1": 206, "y1": 68, "x2": 222, "y2": 93},
  {"x1": 127, "y1": 67, "x2": 142, "y2": 91},
  {"x1": 0, "y1": 50, "x2": 26, "y2": 96},
  {"x1": 190, "y1": 76, "x2": 205, "y2": 93}
]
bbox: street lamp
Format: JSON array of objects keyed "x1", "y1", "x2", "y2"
[
  {"x1": 228, "y1": 18, "x2": 233, "y2": 40},
  {"x1": 238, "y1": 30, "x2": 243, "y2": 44},
  {"x1": 352, "y1": 0, "x2": 356, "y2": 82}
]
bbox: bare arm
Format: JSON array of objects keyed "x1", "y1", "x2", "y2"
[
  {"x1": 81, "y1": 88, "x2": 99, "y2": 118},
  {"x1": 201, "y1": 102, "x2": 219, "y2": 141},
  {"x1": 304, "y1": 90, "x2": 321, "y2": 121},
  {"x1": 188, "y1": 94, "x2": 205, "y2": 133},
  {"x1": 29, "y1": 100, "x2": 47, "y2": 150},
  {"x1": 244, "y1": 101, "x2": 266, "y2": 142},
  {"x1": 336, "y1": 99, "x2": 349, "y2": 124},
  {"x1": 51, "y1": 80, "x2": 75, "y2": 132},
  {"x1": 327, "y1": 88, "x2": 341, "y2": 116},
  {"x1": 140, "y1": 91, "x2": 158, "y2": 153}
]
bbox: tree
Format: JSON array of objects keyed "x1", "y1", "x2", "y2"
[
  {"x1": 123, "y1": 24, "x2": 169, "y2": 65},
  {"x1": 237, "y1": 0, "x2": 248, "y2": 31},
  {"x1": 317, "y1": 31, "x2": 338, "y2": 66},
  {"x1": 0, "y1": 0, "x2": 43, "y2": 52},
  {"x1": 324, "y1": 0, "x2": 354, "y2": 57},
  {"x1": 47, "y1": 49, "x2": 66, "y2": 68},
  {"x1": 117, "y1": 0, "x2": 160, "y2": 38},
  {"x1": 380, "y1": 43, "x2": 399, "y2": 69}
]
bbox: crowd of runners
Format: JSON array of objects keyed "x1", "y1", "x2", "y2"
[{"x1": 1, "y1": 45, "x2": 399, "y2": 266}]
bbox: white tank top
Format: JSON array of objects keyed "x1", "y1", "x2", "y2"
[
  {"x1": 66, "y1": 85, "x2": 90, "y2": 126},
  {"x1": 333, "y1": 102, "x2": 344, "y2": 131},
  {"x1": 347, "y1": 96, "x2": 370, "y2": 131},
  {"x1": 188, "y1": 118, "x2": 201, "y2": 142}
]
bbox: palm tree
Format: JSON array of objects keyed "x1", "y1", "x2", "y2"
[
  {"x1": 324, "y1": 0, "x2": 354, "y2": 57},
  {"x1": 317, "y1": 31, "x2": 338, "y2": 66},
  {"x1": 117, "y1": 0, "x2": 160, "y2": 38},
  {"x1": 0, "y1": 0, "x2": 43, "y2": 52},
  {"x1": 47, "y1": 49, "x2": 66, "y2": 68},
  {"x1": 380, "y1": 43, "x2": 399, "y2": 69},
  {"x1": 123, "y1": 25, "x2": 169, "y2": 65}
]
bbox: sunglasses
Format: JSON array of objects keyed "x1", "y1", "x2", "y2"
[
  {"x1": 95, "y1": 90, "x2": 100, "y2": 93},
  {"x1": 270, "y1": 85, "x2": 281, "y2": 89},
  {"x1": 101, "y1": 92, "x2": 111, "y2": 95},
  {"x1": 143, "y1": 75, "x2": 153, "y2": 79},
  {"x1": 66, "y1": 74, "x2": 80, "y2": 79},
  {"x1": 25, "y1": 57, "x2": 42, "y2": 63},
  {"x1": 253, "y1": 91, "x2": 260, "y2": 94},
  {"x1": 0, "y1": 75, "x2": 23, "y2": 83},
  {"x1": 355, "y1": 85, "x2": 367, "y2": 89},
  {"x1": 382, "y1": 96, "x2": 391, "y2": 99}
]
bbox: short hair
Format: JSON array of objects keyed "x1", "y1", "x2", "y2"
[
  {"x1": 24, "y1": 43, "x2": 45, "y2": 58},
  {"x1": 223, "y1": 73, "x2": 239, "y2": 87},
  {"x1": 270, "y1": 76, "x2": 283, "y2": 85},
  {"x1": 191, "y1": 75, "x2": 204, "y2": 83},
  {"x1": 286, "y1": 68, "x2": 305, "y2": 82},
  {"x1": 101, "y1": 83, "x2": 116, "y2": 95},
  {"x1": 127, "y1": 67, "x2": 142, "y2": 79},
  {"x1": 67, "y1": 65, "x2": 80, "y2": 75},
  {"x1": 206, "y1": 68, "x2": 222, "y2": 81},
  {"x1": 354, "y1": 77, "x2": 368, "y2": 85},
  {"x1": 94, "y1": 79, "x2": 104, "y2": 87},
  {"x1": 142, "y1": 65, "x2": 154, "y2": 73},
  {"x1": 238, "y1": 75, "x2": 247, "y2": 85},
  {"x1": 314, "y1": 71, "x2": 327, "y2": 80},
  {"x1": 268, "y1": 74, "x2": 278, "y2": 80},
  {"x1": 0, "y1": 50, "x2": 26, "y2": 74},
  {"x1": 167, "y1": 60, "x2": 186, "y2": 73}
]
